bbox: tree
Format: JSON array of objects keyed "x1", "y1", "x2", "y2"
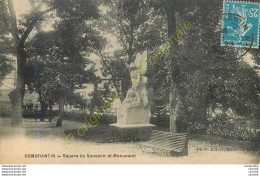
[
  {"x1": 5, "y1": 0, "x2": 54, "y2": 126},
  {"x1": 26, "y1": 27, "x2": 100, "y2": 126},
  {"x1": 46, "y1": 1, "x2": 101, "y2": 126},
  {"x1": 0, "y1": 0, "x2": 13, "y2": 86},
  {"x1": 99, "y1": 0, "x2": 164, "y2": 101},
  {"x1": 146, "y1": 51, "x2": 170, "y2": 127},
  {"x1": 165, "y1": 0, "x2": 260, "y2": 132},
  {"x1": 25, "y1": 0, "x2": 103, "y2": 126},
  {"x1": 4, "y1": 0, "x2": 101, "y2": 126}
]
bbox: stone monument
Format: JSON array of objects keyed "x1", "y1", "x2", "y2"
[{"x1": 111, "y1": 51, "x2": 155, "y2": 141}]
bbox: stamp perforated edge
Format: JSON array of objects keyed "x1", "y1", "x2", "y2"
[{"x1": 221, "y1": 0, "x2": 260, "y2": 49}]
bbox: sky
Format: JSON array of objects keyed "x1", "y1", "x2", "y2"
[{"x1": 13, "y1": 0, "x2": 31, "y2": 17}]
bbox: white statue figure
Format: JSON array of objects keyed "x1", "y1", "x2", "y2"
[
  {"x1": 116, "y1": 51, "x2": 150, "y2": 125},
  {"x1": 123, "y1": 51, "x2": 148, "y2": 109}
]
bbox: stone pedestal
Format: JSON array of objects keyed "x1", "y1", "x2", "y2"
[
  {"x1": 110, "y1": 123, "x2": 155, "y2": 141},
  {"x1": 111, "y1": 108, "x2": 155, "y2": 141},
  {"x1": 117, "y1": 108, "x2": 150, "y2": 124}
]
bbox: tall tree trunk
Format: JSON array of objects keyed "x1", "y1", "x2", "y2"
[
  {"x1": 7, "y1": 0, "x2": 54, "y2": 127},
  {"x1": 166, "y1": 0, "x2": 189, "y2": 133},
  {"x1": 7, "y1": 0, "x2": 26, "y2": 127},
  {"x1": 56, "y1": 96, "x2": 65, "y2": 127},
  {"x1": 90, "y1": 82, "x2": 98, "y2": 114},
  {"x1": 48, "y1": 99, "x2": 52, "y2": 122},
  {"x1": 15, "y1": 48, "x2": 26, "y2": 124},
  {"x1": 8, "y1": 48, "x2": 26, "y2": 127},
  {"x1": 39, "y1": 94, "x2": 47, "y2": 121},
  {"x1": 169, "y1": 81, "x2": 189, "y2": 132},
  {"x1": 167, "y1": 0, "x2": 209, "y2": 133}
]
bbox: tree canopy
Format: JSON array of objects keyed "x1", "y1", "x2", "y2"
[
  {"x1": 1, "y1": 0, "x2": 259, "y2": 131},
  {"x1": 0, "y1": 0, "x2": 14, "y2": 86}
]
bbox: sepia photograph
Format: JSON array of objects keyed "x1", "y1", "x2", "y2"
[{"x1": 0, "y1": 0, "x2": 259, "y2": 165}]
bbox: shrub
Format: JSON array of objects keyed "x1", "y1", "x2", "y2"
[
  {"x1": 0, "y1": 107, "x2": 9, "y2": 117},
  {"x1": 188, "y1": 122, "x2": 207, "y2": 134},
  {"x1": 64, "y1": 110, "x2": 117, "y2": 125},
  {"x1": 206, "y1": 114, "x2": 259, "y2": 141},
  {"x1": 64, "y1": 110, "x2": 86, "y2": 121}
]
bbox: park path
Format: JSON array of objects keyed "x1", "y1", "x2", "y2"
[{"x1": 0, "y1": 118, "x2": 259, "y2": 164}]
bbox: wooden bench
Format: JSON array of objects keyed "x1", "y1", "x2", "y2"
[{"x1": 141, "y1": 130, "x2": 188, "y2": 156}]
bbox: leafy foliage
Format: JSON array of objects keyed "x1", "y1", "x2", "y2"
[
  {"x1": 0, "y1": 0, "x2": 14, "y2": 86},
  {"x1": 173, "y1": 0, "x2": 260, "y2": 120},
  {"x1": 98, "y1": 0, "x2": 167, "y2": 100},
  {"x1": 24, "y1": 0, "x2": 104, "y2": 115},
  {"x1": 148, "y1": 0, "x2": 259, "y2": 131}
]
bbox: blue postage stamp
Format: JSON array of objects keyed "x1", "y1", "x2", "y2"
[{"x1": 222, "y1": 1, "x2": 260, "y2": 48}]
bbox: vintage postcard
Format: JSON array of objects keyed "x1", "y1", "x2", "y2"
[{"x1": 0, "y1": 0, "x2": 259, "y2": 165}]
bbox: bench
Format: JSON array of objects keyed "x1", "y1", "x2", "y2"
[{"x1": 140, "y1": 130, "x2": 188, "y2": 156}]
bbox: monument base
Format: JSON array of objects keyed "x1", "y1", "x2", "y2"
[{"x1": 110, "y1": 123, "x2": 155, "y2": 141}]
